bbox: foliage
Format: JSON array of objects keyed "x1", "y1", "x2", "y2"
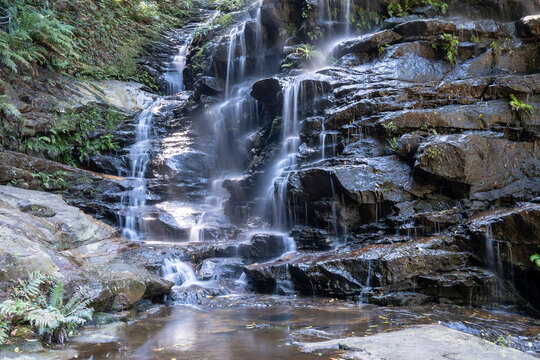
[
  {"x1": 490, "y1": 40, "x2": 499, "y2": 56},
  {"x1": 193, "y1": 13, "x2": 234, "y2": 39},
  {"x1": 307, "y1": 26, "x2": 324, "y2": 41},
  {"x1": 216, "y1": 0, "x2": 246, "y2": 13},
  {"x1": 31, "y1": 171, "x2": 71, "y2": 191},
  {"x1": 382, "y1": 121, "x2": 397, "y2": 133},
  {"x1": 387, "y1": 0, "x2": 448, "y2": 17},
  {"x1": 0, "y1": 0, "x2": 194, "y2": 86},
  {"x1": 378, "y1": 44, "x2": 390, "y2": 56},
  {"x1": 495, "y1": 335, "x2": 509, "y2": 347},
  {"x1": 280, "y1": 23, "x2": 298, "y2": 37},
  {"x1": 350, "y1": 9, "x2": 381, "y2": 32},
  {"x1": 509, "y1": 94, "x2": 534, "y2": 117},
  {"x1": 530, "y1": 254, "x2": 540, "y2": 268},
  {"x1": 0, "y1": 271, "x2": 93, "y2": 345},
  {"x1": 432, "y1": 33, "x2": 459, "y2": 64},
  {"x1": 386, "y1": 137, "x2": 399, "y2": 152},
  {"x1": 19, "y1": 107, "x2": 124, "y2": 167},
  {"x1": 0, "y1": 0, "x2": 77, "y2": 73},
  {"x1": 295, "y1": 43, "x2": 322, "y2": 60},
  {"x1": 0, "y1": 95, "x2": 20, "y2": 118}
]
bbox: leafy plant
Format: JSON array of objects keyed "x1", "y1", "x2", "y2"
[
  {"x1": 490, "y1": 40, "x2": 499, "y2": 56},
  {"x1": 530, "y1": 254, "x2": 540, "y2": 268},
  {"x1": 280, "y1": 23, "x2": 298, "y2": 37},
  {"x1": 387, "y1": 0, "x2": 448, "y2": 17},
  {"x1": 295, "y1": 43, "x2": 322, "y2": 60},
  {"x1": 20, "y1": 107, "x2": 123, "y2": 167},
  {"x1": 495, "y1": 335, "x2": 509, "y2": 347},
  {"x1": 0, "y1": 0, "x2": 77, "y2": 73},
  {"x1": 382, "y1": 121, "x2": 397, "y2": 133},
  {"x1": 386, "y1": 137, "x2": 399, "y2": 152},
  {"x1": 0, "y1": 271, "x2": 92, "y2": 345},
  {"x1": 307, "y1": 26, "x2": 324, "y2": 41},
  {"x1": 216, "y1": 0, "x2": 246, "y2": 13},
  {"x1": 31, "y1": 171, "x2": 71, "y2": 191},
  {"x1": 470, "y1": 34, "x2": 480, "y2": 43},
  {"x1": 432, "y1": 33, "x2": 459, "y2": 65},
  {"x1": 509, "y1": 94, "x2": 534, "y2": 117}
]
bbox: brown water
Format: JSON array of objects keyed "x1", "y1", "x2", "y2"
[{"x1": 70, "y1": 296, "x2": 540, "y2": 359}]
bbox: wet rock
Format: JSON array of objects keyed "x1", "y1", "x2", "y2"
[
  {"x1": 332, "y1": 30, "x2": 402, "y2": 58},
  {"x1": 467, "y1": 203, "x2": 540, "y2": 267},
  {"x1": 197, "y1": 257, "x2": 246, "y2": 280},
  {"x1": 299, "y1": 325, "x2": 537, "y2": 359},
  {"x1": 0, "y1": 151, "x2": 124, "y2": 223},
  {"x1": 378, "y1": 101, "x2": 517, "y2": 134},
  {"x1": 517, "y1": 15, "x2": 540, "y2": 39},
  {"x1": 290, "y1": 227, "x2": 334, "y2": 250},
  {"x1": 0, "y1": 186, "x2": 173, "y2": 308},
  {"x1": 237, "y1": 233, "x2": 288, "y2": 262},
  {"x1": 244, "y1": 236, "x2": 499, "y2": 305},
  {"x1": 251, "y1": 77, "x2": 282, "y2": 104},
  {"x1": 396, "y1": 132, "x2": 427, "y2": 162},
  {"x1": 414, "y1": 133, "x2": 539, "y2": 200},
  {"x1": 195, "y1": 76, "x2": 225, "y2": 96}
]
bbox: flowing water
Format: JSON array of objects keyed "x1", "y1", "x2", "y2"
[
  {"x1": 102, "y1": 1, "x2": 540, "y2": 358},
  {"x1": 71, "y1": 299, "x2": 540, "y2": 359}
]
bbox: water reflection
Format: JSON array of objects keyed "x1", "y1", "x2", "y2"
[{"x1": 73, "y1": 300, "x2": 540, "y2": 359}]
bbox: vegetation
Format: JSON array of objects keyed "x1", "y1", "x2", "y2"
[
  {"x1": 509, "y1": 94, "x2": 534, "y2": 117},
  {"x1": 386, "y1": 137, "x2": 399, "y2": 152},
  {"x1": 0, "y1": 105, "x2": 124, "y2": 167},
  {"x1": 530, "y1": 254, "x2": 540, "y2": 268},
  {"x1": 295, "y1": 43, "x2": 322, "y2": 60},
  {"x1": 351, "y1": 8, "x2": 381, "y2": 32},
  {"x1": 387, "y1": 0, "x2": 448, "y2": 17},
  {"x1": 216, "y1": 0, "x2": 246, "y2": 13},
  {"x1": 432, "y1": 33, "x2": 459, "y2": 64},
  {"x1": 31, "y1": 171, "x2": 71, "y2": 191},
  {"x1": 0, "y1": 0, "x2": 194, "y2": 84},
  {"x1": 0, "y1": 271, "x2": 93, "y2": 345}
]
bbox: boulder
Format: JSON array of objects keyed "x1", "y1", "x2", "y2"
[
  {"x1": 414, "y1": 133, "x2": 539, "y2": 200},
  {"x1": 0, "y1": 186, "x2": 173, "y2": 309},
  {"x1": 332, "y1": 30, "x2": 402, "y2": 58},
  {"x1": 251, "y1": 77, "x2": 282, "y2": 104},
  {"x1": 517, "y1": 15, "x2": 540, "y2": 39},
  {"x1": 299, "y1": 325, "x2": 537, "y2": 360}
]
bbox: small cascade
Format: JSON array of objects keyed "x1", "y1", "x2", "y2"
[
  {"x1": 484, "y1": 224, "x2": 515, "y2": 304},
  {"x1": 120, "y1": 102, "x2": 159, "y2": 240},
  {"x1": 162, "y1": 258, "x2": 198, "y2": 287},
  {"x1": 164, "y1": 34, "x2": 193, "y2": 94},
  {"x1": 225, "y1": 23, "x2": 247, "y2": 99},
  {"x1": 360, "y1": 259, "x2": 372, "y2": 302},
  {"x1": 269, "y1": 80, "x2": 302, "y2": 231}
]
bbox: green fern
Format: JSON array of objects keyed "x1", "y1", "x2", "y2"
[
  {"x1": 0, "y1": 0, "x2": 76, "y2": 73},
  {"x1": 0, "y1": 271, "x2": 93, "y2": 345}
]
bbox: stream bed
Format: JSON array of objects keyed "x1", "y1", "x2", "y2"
[{"x1": 70, "y1": 296, "x2": 540, "y2": 359}]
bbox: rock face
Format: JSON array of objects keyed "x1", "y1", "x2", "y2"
[
  {"x1": 0, "y1": 186, "x2": 172, "y2": 310},
  {"x1": 299, "y1": 325, "x2": 537, "y2": 360},
  {"x1": 212, "y1": 0, "x2": 540, "y2": 310}
]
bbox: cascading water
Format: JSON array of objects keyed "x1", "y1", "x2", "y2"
[{"x1": 120, "y1": 103, "x2": 159, "y2": 240}]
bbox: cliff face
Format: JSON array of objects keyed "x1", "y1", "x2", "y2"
[{"x1": 0, "y1": 0, "x2": 538, "y2": 313}]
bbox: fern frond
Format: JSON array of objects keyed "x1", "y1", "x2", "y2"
[{"x1": 48, "y1": 281, "x2": 63, "y2": 309}]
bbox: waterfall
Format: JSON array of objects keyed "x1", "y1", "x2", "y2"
[
  {"x1": 269, "y1": 80, "x2": 301, "y2": 231},
  {"x1": 120, "y1": 103, "x2": 158, "y2": 240},
  {"x1": 225, "y1": 23, "x2": 247, "y2": 99},
  {"x1": 119, "y1": 30, "x2": 195, "y2": 240},
  {"x1": 162, "y1": 258, "x2": 198, "y2": 287}
]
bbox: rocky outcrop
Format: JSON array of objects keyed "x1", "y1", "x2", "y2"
[
  {"x1": 299, "y1": 325, "x2": 537, "y2": 360},
  {"x1": 0, "y1": 186, "x2": 172, "y2": 310}
]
